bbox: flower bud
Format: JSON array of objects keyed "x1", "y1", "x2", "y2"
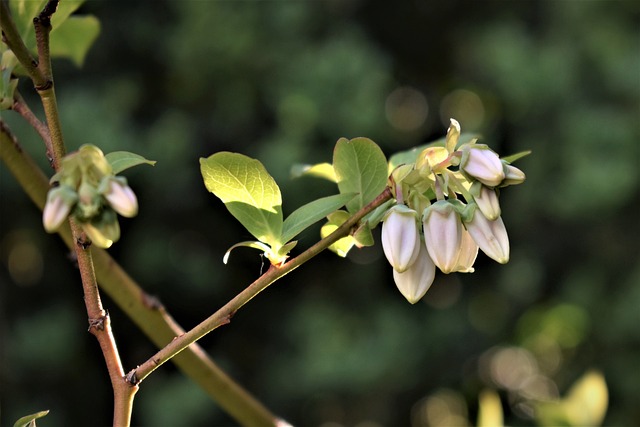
[
  {"x1": 42, "y1": 185, "x2": 78, "y2": 232},
  {"x1": 501, "y1": 163, "x2": 526, "y2": 186},
  {"x1": 453, "y1": 228, "x2": 478, "y2": 273},
  {"x1": 473, "y1": 183, "x2": 501, "y2": 221},
  {"x1": 422, "y1": 200, "x2": 463, "y2": 274},
  {"x1": 103, "y1": 177, "x2": 138, "y2": 217},
  {"x1": 393, "y1": 244, "x2": 436, "y2": 304},
  {"x1": 464, "y1": 207, "x2": 510, "y2": 264},
  {"x1": 82, "y1": 209, "x2": 121, "y2": 249},
  {"x1": 381, "y1": 205, "x2": 421, "y2": 273},
  {"x1": 461, "y1": 145, "x2": 505, "y2": 187}
]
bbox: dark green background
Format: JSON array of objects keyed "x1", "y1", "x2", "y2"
[{"x1": 1, "y1": 1, "x2": 639, "y2": 425}]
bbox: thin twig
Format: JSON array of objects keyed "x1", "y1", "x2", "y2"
[
  {"x1": 11, "y1": 92, "x2": 53, "y2": 163},
  {"x1": 131, "y1": 187, "x2": 393, "y2": 384}
]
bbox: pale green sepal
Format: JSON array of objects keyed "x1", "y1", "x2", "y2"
[
  {"x1": 13, "y1": 410, "x2": 49, "y2": 427},
  {"x1": 500, "y1": 150, "x2": 532, "y2": 164},
  {"x1": 352, "y1": 223, "x2": 374, "y2": 248},
  {"x1": 320, "y1": 210, "x2": 356, "y2": 257},
  {"x1": 105, "y1": 151, "x2": 156, "y2": 174},
  {"x1": 362, "y1": 198, "x2": 396, "y2": 229},
  {"x1": 281, "y1": 192, "x2": 357, "y2": 243},
  {"x1": 290, "y1": 162, "x2": 337, "y2": 183}
]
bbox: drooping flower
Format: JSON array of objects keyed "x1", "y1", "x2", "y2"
[
  {"x1": 42, "y1": 185, "x2": 78, "y2": 232},
  {"x1": 393, "y1": 243, "x2": 436, "y2": 304},
  {"x1": 102, "y1": 177, "x2": 138, "y2": 218},
  {"x1": 422, "y1": 200, "x2": 463, "y2": 274},
  {"x1": 501, "y1": 163, "x2": 526, "y2": 187},
  {"x1": 461, "y1": 145, "x2": 505, "y2": 187},
  {"x1": 472, "y1": 183, "x2": 501, "y2": 221},
  {"x1": 453, "y1": 228, "x2": 479, "y2": 273},
  {"x1": 464, "y1": 206, "x2": 510, "y2": 264},
  {"x1": 381, "y1": 205, "x2": 421, "y2": 273}
]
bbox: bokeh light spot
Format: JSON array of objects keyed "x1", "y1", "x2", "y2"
[
  {"x1": 385, "y1": 86, "x2": 429, "y2": 131},
  {"x1": 439, "y1": 89, "x2": 485, "y2": 131}
]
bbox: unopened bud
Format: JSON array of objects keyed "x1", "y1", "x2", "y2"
[
  {"x1": 42, "y1": 185, "x2": 77, "y2": 232},
  {"x1": 103, "y1": 177, "x2": 138, "y2": 217},
  {"x1": 461, "y1": 145, "x2": 505, "y2": 187},
  {"x1": 464, "y1": 207, "x2": 510, "y2": 264},
  {"x1": 453, "y1": 228, "x2": 478, "y2": 273},
  {"x1": 501, "y1": 163, "x2": 526, "y2": 186},
  {"x1": 381, "y1": 205, "x2": 421, "y2": 273},
  {"x1": 393, "y1": 244, "x2": 436, "y2": 304},
  {"x1": 422, "y1": 200, "x2": 463, "y2": 274},
  {"x1": 473, "y1": 183, "x2": 501, "y2": 221}
]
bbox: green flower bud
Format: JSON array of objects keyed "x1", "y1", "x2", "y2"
[
  {"x1": 381, "y1": 205, "x2": 421, "y2": 273},
  {"x1": 461, "y1": 145, "x2": 505, "y2": 187},
  {"x1": 42, "y1": 185, "x2": 78, "y2": 232},
  {"x1": 392, "y1": 244, "x2": 436, "y2": 304},
  {"x1": 422, "y1": 200, "x2": 463, "y2": 274},
  {"x1": 464, "y1": 207, "x2": 510, "y2": 264},
  {"x1": 82, "y1": 209, "x2": 120, "y2": 249}
]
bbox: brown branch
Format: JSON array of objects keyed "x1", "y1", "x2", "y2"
[
  {"x1": 11, "y1": 92, "x2": 53, "y2": 164},
  {"x1": 131, "y1": 187, "x2": 393, "y2": 385}
]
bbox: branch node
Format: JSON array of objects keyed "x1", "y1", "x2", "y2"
[
  {"x1": 35, "y1": 80, "x2": 54, "y2": 91},
  {"x1": 125, "y1": 368, "x2": 139, "y2": 386},
  {"x1": 77, "y1": 234, "x2": 91, "y2": 250},
  {"x1": 141, "y1": 292, "x2": 163, "y2": 310},
  {"x1": 88, "y1": 312, "x2": 108, "y2": 332}
]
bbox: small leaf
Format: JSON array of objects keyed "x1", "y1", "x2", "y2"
[
  {"x1": 13, "y1": 410, "x2": 49, "y2": 427},
  {"x1": 281, "y1": 192, "x2": 356, "y2": 243},
  {"x1": 50, "y1": 15, "x2": 100, "y2": 66},
  {"x1": 388, "y1": 133, "x2": 478, "y2": 171},
  {"x1": 290, "y1": 162, "x2": 337, "y2": 183},
  {"x1": 320, "y1": 210, "x2": 356, "y2": 257},
  {"x1": 223, "y1": 241, "x2": 272, "y2": 264},
  {"x1": 333, "y1": 137, "x2": 388, "y2": 213},
  {"x1": 106, "y1": 151, "x2": 156, "y2": 174},
  {"x1": 501, "y1": 150, "x2": 532, "y2": 164},
  {"x1": 200, "y1": 152, "x2": 283, "y2": 244}
]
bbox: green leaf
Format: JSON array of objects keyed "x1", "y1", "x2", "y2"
[
  {"x1": 388, "y1": 133, "x2": 478, "y2": 171},
  {"x1": 13, "y1": 410, "x2": 49, "y2": 427},
  {"x1": 320, "y1": 210, "x2": 356, "y2": 257},
  {"x1": 501, "y1": 150, "x2": 532, "y2": 164},
  {"x1": 281, "y1": 192, "x2": 356, "y2": 243},
  {"x1": 50, "y1": 15, "x2": 100, "y2": 66},
  {"x1": 9, "y1": 0, "x2": 47, "y2": 44},
  {"x1": 200, "y1": 152, "x2": 283, "y2": 244},
  {"x1": 106, "y1": 151, "x2": 156, "y2": 174},
  {"x1": 290, "y1": 162, "x2": 337, "y2": 183},
  {"x1": 333, "y1": 137, "x2": 388, "y2": 213}
]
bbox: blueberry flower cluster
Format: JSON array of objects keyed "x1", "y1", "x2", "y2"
[
  {"x1": 382, "y1": 119, "x2": 525, "y2": 303},
  {"x1": 42, "y1": 144, "x2": 138, "y2": 248}
]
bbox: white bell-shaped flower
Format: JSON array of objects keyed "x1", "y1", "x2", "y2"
[
  {"x1": 461, "y1": 145, "x2": 505, "y2": 187},
  {"x1": 464, "y1": 207, "x2": 510, "y2": 264},
  {"x1": 393, "y1": 244, "x2": 436, "y2": 304},
  {"x1": 453, "y1": 228, "x2": 479, "y2": 273},
  {"x1": 103, "y1": 177, "x2": 138, "y2": 218},
  {"x1": 381, "y1": 205, "x2": 421, "y2": 273},
  {"x1": 473, "y1": 183, "x2": 501, "y2": 221},
  {"x1": 422, "y1": 200, "x2": 463, "y2": 274}
]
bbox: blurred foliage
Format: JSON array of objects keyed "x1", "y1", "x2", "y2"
[{"x1": 1, "y1": 0, "x2": 639, "y2": 426}]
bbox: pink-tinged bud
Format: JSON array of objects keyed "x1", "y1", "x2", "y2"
[
  {"x1": 104, "y1": 178, "x2": 138, "y2": 218},
  {"x1": 464, "y1": 208, "x2": 510, "y2": 264},
  {"x1": 393, "y1": 244, "x2": 436, "y2": 304},
  {"x1": 501, "y1": 164, "x2": 526, "y2": 186},
  {"x1": 381, "y1": 205, "x2": 421, "y2": 273},
  {"x1": 453, "y1": 228, "x2": 478, "y2": 273},
  {"x1": 461, "y1": 145, "x2": 505, "y2": 187},
  {"x1": 42, "y1": 186, "x2": 77, "y2": 232},
  {"x1": 422, "y1": 201, "x2": 463, "y2": 274},
  {"x1": 473, "y1": 184, "x2": 501, "y2": 221}
]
